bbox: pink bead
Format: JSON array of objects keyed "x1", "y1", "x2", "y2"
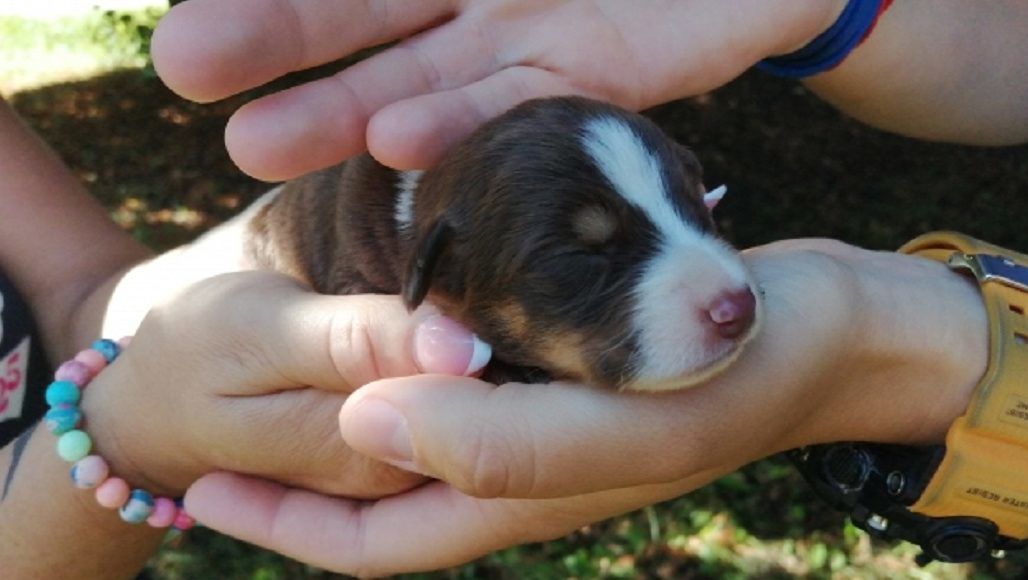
[
  {"x1": 116, "y1": 336, "x2": 133, "y2": 349},
  {"x1": 55, "y1": 360, "x2": 93, "y2": 387},
  {"x1": 146, "y1": 497, "x2": 178, "y2": 528},
  {"x1": 73, "y1": 349, "x2": 107, "y2": 376},
  {"x1": 70, "y1": 455, "x2": 109, "y2": 489},
  {"x1": 172, "y1": 510, "x2": 195, "y2": 531},
  {"x1": 95, "y1": 477, "x2": 130, "y2": 509}
]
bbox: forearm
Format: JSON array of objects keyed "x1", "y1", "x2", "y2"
[
  {"x1": 0, "y1": 101, "x2": 151, "y2": 359},
  {"x1": 0, "y1": 425, "x2": 162, "y2": 579},
  {"x1": 802, "y1": 0, "x2": 1028, "y2": 145}
]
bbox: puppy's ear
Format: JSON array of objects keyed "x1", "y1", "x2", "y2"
[
  {"x1": 402, "y1": 218, "x2": 453, "y2": 310},
  {"x1": 703, "y1": 185, "x2": 727, "y2": 210}
]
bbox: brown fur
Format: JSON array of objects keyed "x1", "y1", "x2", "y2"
[{"x1": 245, "y1": 97, "x2": 715, "y2": 388}]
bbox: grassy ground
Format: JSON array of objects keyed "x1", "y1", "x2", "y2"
[{"x1": 5, "y1": 8, "x2": 1028, "y2": 580}]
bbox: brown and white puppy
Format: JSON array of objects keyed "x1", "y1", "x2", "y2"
[{"x1": 245, "y1": 97, "x2": 759, "y2": 391}]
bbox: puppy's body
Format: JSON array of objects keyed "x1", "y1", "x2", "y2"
[
  {"x1": 246, "y1": 97, "x2": 759, "y2": 390},
  {"x1": 247, "y1": 157, "x2": 404, "y2": 296}
]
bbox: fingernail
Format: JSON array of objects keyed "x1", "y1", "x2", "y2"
[
  {"x1": 348, "y1": 398, "x2": 416, "y2": 470},
  {"x1": 413, "y1": 314, "x2": 492, "y2": 376}
]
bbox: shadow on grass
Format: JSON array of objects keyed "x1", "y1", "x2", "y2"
[{"x1": 10, "y1": 66, "x2": 1028, "y2": 579}]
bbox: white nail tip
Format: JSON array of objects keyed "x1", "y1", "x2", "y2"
[{"x1": 464, "y1": 336, "x2": 493, "y2": 376}]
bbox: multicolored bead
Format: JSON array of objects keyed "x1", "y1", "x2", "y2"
[
  {"x1": 172, "y1": 510, "x2": 196, "y2": 531},
  {"x1": 96, "y1": 477, "x2": 130, "y2": 509},
  {"x1": 56, "y1": 429, "x2": 92, "y2": 462},
  {"x1": 147, "y1": 497, "x2": 178, "y2": 528},
  {"x1": 55, "y1": 360, "x2": 93, "y2": 387},
  {"x1": 45, "y1": 380, "x2": 80, "y2": 407},
  {"x1": 119, "y1": 489, "x2": 155, "y2": 523},
  {"x1": 44, "y1": 404, "x2": 82, "y2": 435},
  {"x1": 90, "y1": 339, "x2": 120, "y2": 363},
  {"x1": 70, "y1": 455, "x2": 109, "y2": 489},
  {"x1": 73, "y1": 348, "x2": 107, "y2": 375}
]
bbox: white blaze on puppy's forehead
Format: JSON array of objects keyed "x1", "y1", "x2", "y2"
[
  {"x1": 394, "y1": 170, "x2": 423, "y2": 231},
  {"x1": 581, "y1": 116, "x2": 690, "y2": 241},
  {"x1": 580, "y1": 117, "x2": 755, "y2": 390}
]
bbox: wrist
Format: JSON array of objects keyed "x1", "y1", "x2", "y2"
[
  {"x1": 751, "y1": 240, "x2": 986, "y2": 450},
  {"x1": 79, "y1": 353, "x2": 190, "y2": 498},
  {"x1": 762, "y1": 0, "x2": 849, "y2": 57},
  {"x1": 837, "y1": 250, "x2": 986, "y2": 444},
  {"x1": 52, "y1": 250, "x2": 150, "y2": 358},
  {"x1": 0, "y1": 426, "x2": 164, "y2": 578}
]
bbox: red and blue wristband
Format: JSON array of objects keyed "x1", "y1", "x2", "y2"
[{"x1": 756, "y1": 0, "x2": 894, "y2": 78}]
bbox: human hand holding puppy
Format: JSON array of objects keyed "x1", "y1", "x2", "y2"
[
  {"x1": 83, "y1": 271, "x2": 487, "y2": 500},
  {"x1": 183, "y1": 240, "x2": 987, "y2": 576},
  {"x1": 152, "y1": 0, "x2": 847, "y2": 178},
  {"x1": 152, "y1": 0, "x2": 1027, "y2": 574},
  {"x1": 152, "y1": 0, "x2": 1028, "y2": 181}
]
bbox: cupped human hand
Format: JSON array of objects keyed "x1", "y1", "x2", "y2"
[
  {"x1": 151, "y1": 0, "x2": 843, "y2": 179},
  {"x1": 80, "y1": 270, "x2": 490, "y2": 499},
  {"x1": 183, "y1": 239, "x2": 987, "y2": 576}
]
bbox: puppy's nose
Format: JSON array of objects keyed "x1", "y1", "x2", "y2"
[{"x1": 707, "y1": 287, "x2": 756, "y2": 340}]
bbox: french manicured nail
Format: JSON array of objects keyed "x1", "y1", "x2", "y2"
[
  {"x1": 413, "y1": 314, "x2": 492, "y2": 376},
  {"x1": 345, "y1": 398, "x2": 416, "y2": 470}
]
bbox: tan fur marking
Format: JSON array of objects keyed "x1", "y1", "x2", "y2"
[
  {"x1": 572, "y1": 206, "x2": 617, "y2": 246},
  {"x1": 495, "y1": 301, "x2": 531, "y2": 339},
  {"x1": 538, "y1": 331, "x2": 593, "y2": 384}
]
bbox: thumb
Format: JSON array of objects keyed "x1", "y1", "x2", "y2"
[
  {"x1": 135, "y1": 271, "x2": 492, "y2": 393},
  {"x1": 338, "y1": 375, "x2": 735, "y2": 499}
]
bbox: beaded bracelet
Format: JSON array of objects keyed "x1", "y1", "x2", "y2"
[{"x1": 43, "y1": 337, "x2": 194, "y2": 531}]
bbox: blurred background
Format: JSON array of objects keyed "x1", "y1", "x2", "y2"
[{"x1": 3, "y1": 2, "x2": 1027, "y2": 578}]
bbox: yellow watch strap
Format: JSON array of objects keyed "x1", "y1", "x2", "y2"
[{"x1": 899, "y1": 232, "x2": 1028, "y2": 539}]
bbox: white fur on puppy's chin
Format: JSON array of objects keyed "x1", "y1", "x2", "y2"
[
  {"x1": 628, "y1": 232, "x2": 758, "y2": 391},
  {"x1": 620, "y1": 319, "x2": 758, "y2": 392}
]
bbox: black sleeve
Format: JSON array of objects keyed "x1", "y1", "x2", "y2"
[{"x1": 0, "y1": 269, "x2": 52, "y2": 447}]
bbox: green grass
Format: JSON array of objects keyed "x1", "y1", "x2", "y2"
[
  {"x1": 6, "y1": 8, "x2": 1028, "y2": 579},
  {"x1": 0, "y1": 8, "x2": 160, "y2": 94}
]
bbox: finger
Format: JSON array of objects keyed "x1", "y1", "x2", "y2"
[
  {"x1": 337, "y1": 248, "x2": 858, "y2": 499},
  {"x1": 339, "y1": 376, "x2": 741, "y2": 499},
  {"x1": 367, "y1": 66, "x2": 589, "y2": 169},
  {"x1": 186, "y1": 473, "x2": 513, "y2": 576},
  {"x1": 338, "y1": 371, "x2": 805, "y2": 500},
  {"x1": 152, "y1": 0, "x2": 457, "y2": 102},
  {"x1": 204, "y1": 387, "x2": 428, "y2": 498},
  {"x1": 185, "y1": 470, "x2": 710, "y2": 577},
  {"x1": 140, "y1": 272, "x2": 489, "y2": 394},
  {"x1": 222, "y1": 15, "x2": 509, "y2": 178}
]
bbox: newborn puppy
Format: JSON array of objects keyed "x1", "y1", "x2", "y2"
[{"x1": 245, "y1": 97, "x2": 759, "y2": 391}]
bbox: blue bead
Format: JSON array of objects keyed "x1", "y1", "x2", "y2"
[
  {"x1": 119, "y1": 489, "x2": 155, "y2": 524},
  {"x1": 45, "y1": 381, "x2": 80, "y2": 407},
  {"x1": 90, "y1": 339, "x2": 120, "y2": 363},
  {"x1": 44, "y1": 405, "x2": 82, "y2": 435}
]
